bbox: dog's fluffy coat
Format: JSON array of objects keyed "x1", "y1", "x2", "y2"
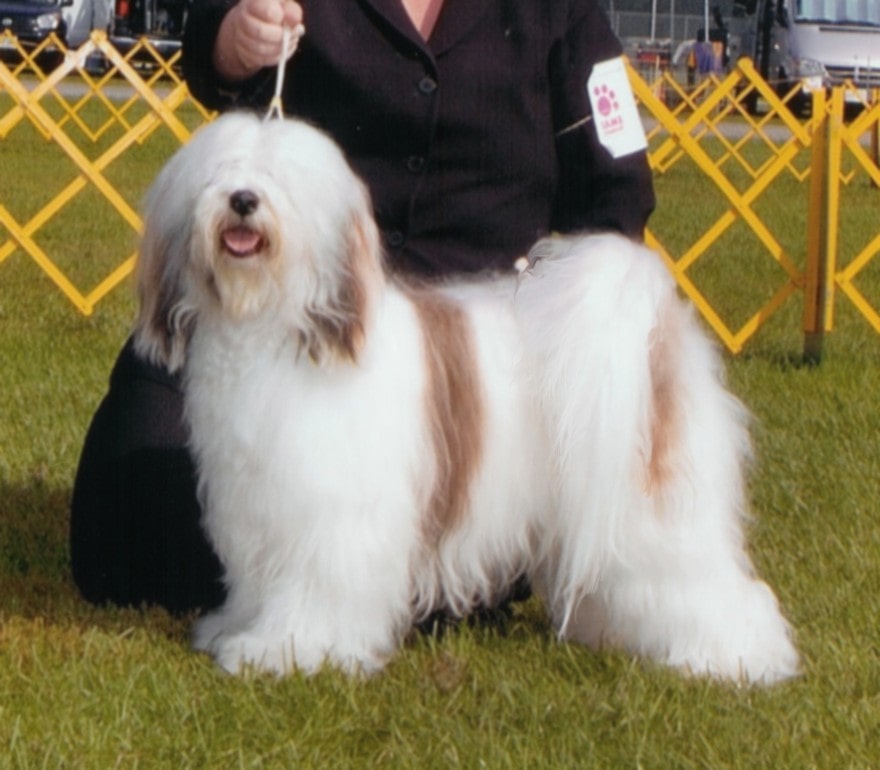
[{"x1": 134, "y1": 113, "x2": 799, "y2": 683}]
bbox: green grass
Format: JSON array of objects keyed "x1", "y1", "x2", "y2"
[{"x1": 2, "y1": 107, "x2": 880, "y2": 768}]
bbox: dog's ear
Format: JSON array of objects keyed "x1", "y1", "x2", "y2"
[
  {"x1": 132, "y1": 175, "x2": 196, "y2": 374},
  {"x1": 303, "y1": 182, "x2": 384, "y2": 365}
]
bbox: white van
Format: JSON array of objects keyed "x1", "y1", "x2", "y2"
[{"x1": 733, "y1": 0, "x2": 880, "y2": 105}]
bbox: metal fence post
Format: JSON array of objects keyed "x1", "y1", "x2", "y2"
[
  {"x1": 803, "y1": 87, "x2": 842, "y2": 364},
  {"x1": 873, "y1": 88, "x2": 880, "y2": 189}
]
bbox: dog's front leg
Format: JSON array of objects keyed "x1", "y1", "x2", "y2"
[{"x1": 192, "y1": 510, "x2": 419, "y2": 677}]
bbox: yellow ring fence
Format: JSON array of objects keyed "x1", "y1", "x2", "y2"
[{"x1": 2, "y1": 31, "x2": 880, "y2": 360}]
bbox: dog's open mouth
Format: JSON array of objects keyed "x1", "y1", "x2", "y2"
[{"x1": 221, "y1": 226, "x2": 266, "y2": 259}]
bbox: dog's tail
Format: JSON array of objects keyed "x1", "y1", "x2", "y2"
[{"x1": 515, "y1": 233, "x2": 746, "y2": 630}]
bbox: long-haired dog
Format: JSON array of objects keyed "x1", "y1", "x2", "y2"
[{"x1": 133, "y1": 112, "x2": 798, "y2": 683}]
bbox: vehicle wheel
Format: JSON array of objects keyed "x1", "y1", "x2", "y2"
[
  {"x1": 35, "y1": 48, "x2": 65, "y2": 73},
  {"x1": 776, "y1": 68, "x2": 810, "y2": 117}
]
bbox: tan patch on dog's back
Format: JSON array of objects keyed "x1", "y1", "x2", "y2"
[{"x1": 407, "y1": 286, "x2": 485, "y2": 543}]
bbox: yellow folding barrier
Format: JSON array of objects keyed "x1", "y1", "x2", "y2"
[
  {"x1": 825, "y1": 90, "x2": 880, "y2": 336},
  {"x1": 1, "y1": 33, "x2": 879, "y2": 358},
  {"x1": 636, "y1": 58, "x2": 809, "y2": 353},
  {"x1": 0, "y1": 30, "x2": 213, "y2": 314},
  {"x1": 633, "y1": 58, "x2": 880, "y2": 356}
]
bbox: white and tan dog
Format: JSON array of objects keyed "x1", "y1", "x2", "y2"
[{"x1": 133, "y1": 112, "x2": 798, "y2": 683}]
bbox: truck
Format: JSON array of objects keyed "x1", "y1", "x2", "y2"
[{"x1": 732, "y1": 0, "x2": 880, "y2": 110}]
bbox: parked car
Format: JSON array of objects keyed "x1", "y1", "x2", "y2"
[{"x1": 0, "y1": 0, "x2": 110, "y2": 49}]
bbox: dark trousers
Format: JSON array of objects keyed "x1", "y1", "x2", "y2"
[{"x1": 69, "y1": 338, "x2": 226, "y2": 614}]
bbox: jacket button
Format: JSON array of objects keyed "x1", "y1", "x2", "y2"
[
  {"x1": 418, "y1": 75, "x2": 438, "y2": 94},
  {"x1": 386, "y1": 230, "x2": 405, "y2": 248},
  {"x1": 406, "y1": 155, "x2": 425, "y2": 173}
]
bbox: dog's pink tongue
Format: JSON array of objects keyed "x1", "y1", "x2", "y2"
[{"x1": 222, "y1": 226, "x2": 262, "y2": 258}]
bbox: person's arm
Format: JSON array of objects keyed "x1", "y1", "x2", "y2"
[
  {"x1": 182, "y1": 0, "x2": 303, "y2": 111},
  {"x1": 549, "y1": 0, "x2": 655, "y2": 240}
]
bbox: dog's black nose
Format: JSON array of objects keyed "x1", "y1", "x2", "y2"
[{"x1": 229, "y1": 189, "x2": 259, "y2": 217}]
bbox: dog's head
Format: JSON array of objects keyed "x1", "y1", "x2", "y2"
[{"x1": 133, "y1": 112, "x2": 383, "y2": 372}]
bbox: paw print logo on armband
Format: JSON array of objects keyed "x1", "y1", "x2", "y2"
[
  {"x1": 587, "y1": 56, "x2": 648, "y2": 158},
  {"x1": 593, "y1": 84, "x2": 619, "y2": 118},
  {"x1": 593, "y1": 83, "x2": 623, "y2": 135}
]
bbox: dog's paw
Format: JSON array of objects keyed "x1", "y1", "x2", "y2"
[
  {"x1": 659, "y1": 578, "x2": 800, "y2": 685},
  {"x1": 699, "y1": 579, "x2": 800, "y2": 685},
  {"x1": 192, "y1": 611, "x2": 232, "y2": 653},
  {"x1": 209, "y1": 631, "x2": 302, "y2": 676},
  {"x1": 564, "y1": 575, "x2": 799, "y2": 685},
  {"x1": 200, "y1": 628, "x2": 389, "y2": 677}
]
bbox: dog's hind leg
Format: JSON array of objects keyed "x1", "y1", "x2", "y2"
[
  {"x1": 519, "y1": 234, "x2": 799, "y2": 684},
  {"x1": 572, "y1": 289, "x2": 799, "y2": 684}
]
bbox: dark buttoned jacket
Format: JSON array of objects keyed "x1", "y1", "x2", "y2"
[{"x1": 183, "y1": 0, "x2": 655, "y2": 276}]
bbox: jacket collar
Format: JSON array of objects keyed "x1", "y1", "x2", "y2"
[{"x1": 357, "y1": 0, "x2": 493, "y2": 56}]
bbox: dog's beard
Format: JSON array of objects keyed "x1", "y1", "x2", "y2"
[{"x1": 192, "y1": 198, "x2": 285, "y2": 321}]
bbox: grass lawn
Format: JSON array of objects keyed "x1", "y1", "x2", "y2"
[{"x1": 2, "y1": 102, "x2": 880, "y2": 767}]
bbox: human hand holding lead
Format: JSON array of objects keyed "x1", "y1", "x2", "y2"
[{"x1": 214, "y1": 0, "x2": 304, "y2": 82}]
